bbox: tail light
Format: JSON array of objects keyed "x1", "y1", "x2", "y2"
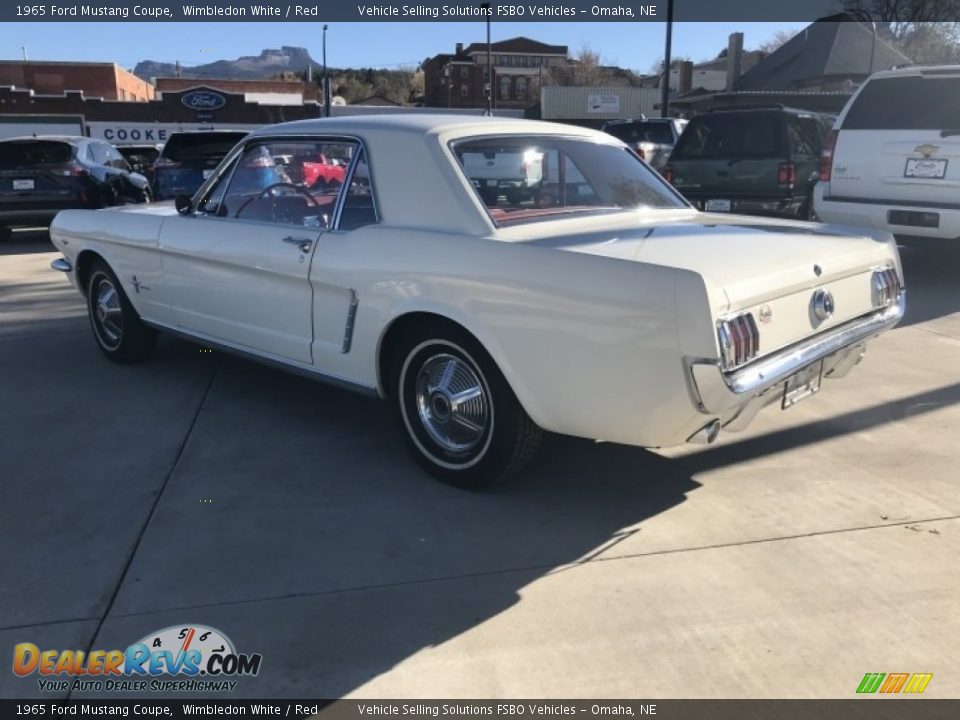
[
  {"x1": 717, "y1": 312, "x2": 760, "y2": 369},
  {"x1": 54, "y1": 163, "x2": 88, "y2": 177},
  {"x1": 777, "y1": 162, "x2": 796, "y2": 188},
  {"x1": 153, "y1": 157, "x2": 182, "y2": 169},
  {"x1": 819, "y1": 130, "x2": 838, "y2": 182},
  {"x1": 662, "y1": 165, "x2": 674, "y2": 183},
  {"x1": 871, "y1": 268, "x2": 902, "y2": 307}
]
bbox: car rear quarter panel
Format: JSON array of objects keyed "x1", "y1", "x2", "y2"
[{"x1": 328, "y1": 228, "x2": 712, "y2": 448}]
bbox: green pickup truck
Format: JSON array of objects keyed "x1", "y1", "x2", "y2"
[{"x1": 663, "y1": 106, "x2": 834, "y2": 220}]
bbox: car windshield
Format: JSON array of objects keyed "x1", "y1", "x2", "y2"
[
  {"x1": 671, "y1": 112, "x2": 785, "y2": 160},
  {"x1": 0, "y1": 140, "x2": 73, "y2": 168},
  {"x1": 604, "y1": 121, "x2": 675, "y2": 145},
  {"x1": 843, "y1": 75, "x2": 960, "y2": 130},
  {"x1": 451, "y1": 136, "x2": 688, "y2": 227},
  {"x1": 160, "y1": 133, "x2": 247, "y2": 166}
]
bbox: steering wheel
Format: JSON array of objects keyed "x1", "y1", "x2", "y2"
[{"x1": 234, "y1": 182, "x2": 319, "y2": 219}]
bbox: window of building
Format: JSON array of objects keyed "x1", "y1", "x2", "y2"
[
  {"x1": 499, "y1": 76, "x2": 511, "y2": 100},
  {"x1": 460, "y1": 84, "x2": 469, "y2": 97},
  {"x1": 516, "y1": 77, "x2": 527, "y2": 99},
  {"x1": 460, "y1": 66, "x2": 469, "y2": 80}
]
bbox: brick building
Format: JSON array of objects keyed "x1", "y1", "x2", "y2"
[
  {"x1": 0, "y1": 61, "x2": 154, "y2": 102},
  {"x1": 0, "y1": 84, "x2": 320, "y2": 143},
  {"x1": 423, "y1": 37, "x2": 568, "y2": 110}
]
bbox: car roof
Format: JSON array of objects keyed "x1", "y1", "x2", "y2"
[
  {"x1": 867, "y1": 64, "x2": 960, "y2": 79},
  {"x1": 251, "y1": 114, "x2": 606, "y2": 141},
  {"x1": 0, "y1": 135, "x2": 87, "y2": 144}
]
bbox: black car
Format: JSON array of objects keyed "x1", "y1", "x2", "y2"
[
  {"x1": 116, "y1": 143, "x2": 162, "y2": 185},
  {"x1": 663, "y1": 106, "x2": 835, "y2": 220},
  {"x1": 152, "y1": 131, "x2": 248, "y2": 201},
  {"x1": 0, "y1": 136, "x2": 151, "y2": 240}
]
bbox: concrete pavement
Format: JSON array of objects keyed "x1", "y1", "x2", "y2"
[{"x1": 1, "y1": 229, "x2": 957, "y2": 699}]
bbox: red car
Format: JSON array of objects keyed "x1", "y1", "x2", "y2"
[{"x1": 302, "y1": 154, "x2": 346, "y2": 189}]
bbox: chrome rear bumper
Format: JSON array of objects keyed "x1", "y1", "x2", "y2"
[{"x1": 688, "y1": 292, "x2": 905, "y2": 416}]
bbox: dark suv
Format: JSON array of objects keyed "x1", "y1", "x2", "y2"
[
  {"x1": 0, "y1": 136, "x2": 151, "y2": 240},
  {"x1": 663, "y1": 107, "x2": 834, "y2": 219},
  {"x1": 152, "y1": 131, "x2": 248, "y2": 201}
]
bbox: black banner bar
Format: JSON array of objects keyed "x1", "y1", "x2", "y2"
[
  {"x1": 1, "y1": 1, "x2": 893, "y2": 24},
  {"x1": 1, "y1": 700, "x2": 958, "y2": 719}
]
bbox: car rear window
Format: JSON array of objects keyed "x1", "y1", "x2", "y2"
[
  {"x1": 159, "y1": 133, "x2": 247, "y2": 164},
  {"x1": 604, "y1": 122, "x2": 675, "y2": 145},
  {"x1": 842, "y1": 76, "x2": 960, "y2": 130},
  {"x1": 451, "y1": 135, "x2": 687, "y2": 227},
  {"x1": 0, "y1": 140, "x2": 73, "y2": 168},
  {"x1": 671, "y1": 112, "x2": 785, "y2": 160}
]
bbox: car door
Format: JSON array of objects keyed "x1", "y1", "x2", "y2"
[{"x1": 156, "y1": 137, "x2": 354, "y2": 364}]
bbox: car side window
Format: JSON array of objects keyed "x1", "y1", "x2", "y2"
[
  {"x1": 787, "y1": 118, "x2": 819, "y2": 157},
  {"x1": 337, "y1": 149, "x2": 379, "y2": 231},
  {"x1": 89, "y1": 142, "x2": 109, "y2": 166},
  {"x1": 217, "y1": 139, "x2": 355, "y2": 227}
]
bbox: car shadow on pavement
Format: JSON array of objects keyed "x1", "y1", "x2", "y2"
[
  {"x1": 678, "y1": 380, "x2": 960, "y2": 475},
  {"x1": 73, "y1": 345, "x2": 701, "y2": 699},
  {"x1": 0, "y1": 228, "x2": 54, "y2": 256},
  {"x1": 896, "y1": 240, "x2": 960, "y2": 327}
]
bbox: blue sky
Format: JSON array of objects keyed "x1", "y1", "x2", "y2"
[{"x1": 2, "y1": 22, "x2": 805, "y2": 73}]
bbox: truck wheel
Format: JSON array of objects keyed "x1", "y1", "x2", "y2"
[
  {"x1": 86, "y1": 260, "x2": 157, "y2": 363},
  {"x1": 390, "y1": 324, "x2": 541, "y2": 489}
]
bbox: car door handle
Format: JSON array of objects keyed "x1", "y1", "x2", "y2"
[{"x1": 281, "y1": 236, "x2": 313, "y2": 252}]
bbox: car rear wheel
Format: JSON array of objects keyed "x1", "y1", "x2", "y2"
[
  {"x1": 391, "y1": 324, "x2": 542, "y2": 489},
  {"x1": 86, "y1": 260, "x2": 157, "y2": 363}
]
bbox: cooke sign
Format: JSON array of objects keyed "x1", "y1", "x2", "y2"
[
  {"x1": 86, "y1": 123, "x2": 262, "y2": 143},
  {"x1": 181, "y1": 90, "x2": 228, "y2": 111},
  {"x1": 99, "y1": 126, "x2": 170, "y2": 142}
]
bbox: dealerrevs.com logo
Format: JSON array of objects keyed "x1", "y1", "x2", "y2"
[{"x1": 13, "y1": 625, "x2": 262, "y2": 693}]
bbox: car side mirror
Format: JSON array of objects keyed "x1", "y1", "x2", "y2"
[{"x1": 175, "y1": 195, "x2": 193, "y2": 216}]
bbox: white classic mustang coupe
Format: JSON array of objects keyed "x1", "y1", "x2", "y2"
[{"x1": 49, "y1": 116, "x2": 905, "y2": 488}]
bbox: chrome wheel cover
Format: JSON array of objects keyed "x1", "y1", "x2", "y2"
[
  {"x1": 92, "y1": 277, "x2": 123, "y2": 348},
  {"x1": 414, "y1": 353, "x2": 489, "y2": 455}
]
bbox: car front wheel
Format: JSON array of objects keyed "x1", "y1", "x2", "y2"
[
  {"x1": 86, "y1": 260, "x2": 157, "y2": 363},
  {"x1": 391, "y1": 326, "x2": 541, "y2": 489}
]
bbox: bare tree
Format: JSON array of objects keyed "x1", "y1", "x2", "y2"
[
  {"x1": 843, "y1": 1, "x2": 960, "y2": 63},
  {"x1": 756, "y1": 30, "x2": 797, "y2": 54}
]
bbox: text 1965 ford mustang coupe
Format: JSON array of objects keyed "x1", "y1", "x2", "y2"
[{"x1": 49, "y1": 116, "x2": 905, "y2": 488}]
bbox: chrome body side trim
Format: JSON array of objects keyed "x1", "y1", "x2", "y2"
[
  {"x1": 50, "y1": 257, "x2": 73, "y2": 273},
  {"x1": 688, "y1": 292, "x2": 905, "y2": 414},
  {"x1": 142, "y1": 320, "x2": 380, "y2": 398},
  {"x1": 341, "y1": 289, "x2": 359, "y2": 354}
]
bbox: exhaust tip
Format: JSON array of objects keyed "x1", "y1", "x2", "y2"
[{"x1": 688, "y1": 419, "x2": 721, "y2": 445}]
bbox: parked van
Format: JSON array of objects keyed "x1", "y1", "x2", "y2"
[{"x1": 815, "y1": 65, "x2": 960, "y2": 240}]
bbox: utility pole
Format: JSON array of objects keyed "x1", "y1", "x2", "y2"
[
  {"x1": 323, "y1": 24, "x2": 331, "y2": 118},
  {"x1": 21, "y1": 46, "x2": 28, "y2": 61},
  {"x1": 481, "y1": 3, "x2": 493, "y2": 115},
  {"x1": 660, "y1": 0, "x2": 674, "y2": 118}
]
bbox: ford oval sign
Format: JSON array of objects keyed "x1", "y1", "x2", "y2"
[{"x1": 181, "y1": 90, "x2": 227, "y2": 111}]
